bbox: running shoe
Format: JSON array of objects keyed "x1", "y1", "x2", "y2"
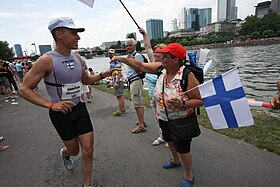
[{"x1": 60, "y1": 148, "x2": 74, "y2": 170}]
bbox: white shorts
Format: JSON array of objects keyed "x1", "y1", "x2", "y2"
[{"x1": 81, "y1": 84, "x2": 90, "y2": 93}]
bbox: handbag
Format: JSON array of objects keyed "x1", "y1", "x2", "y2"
[
  {"x1": 162, "y1": 79, "x2": 201, "y2": 142},
  {"x1": 167, "y1": 114, "x2": 201, "y2": 141}
]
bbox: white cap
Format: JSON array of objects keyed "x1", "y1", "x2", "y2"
[
  {"x1": 108, "y1": 49, "x2": 115, "y2": 54},
  {"x1": 48, "y1": 17, "x2": 85, "y2": 32}
]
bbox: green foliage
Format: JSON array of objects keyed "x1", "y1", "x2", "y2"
[
  {"x1": 239, "y1": 13, "x2": 280, "y2": 37},
  {"x1": 250, "y1": 31, "x2": 261, "y2": 39},
  {"x1": 262, "y1": 30, "x2": 274, "y2": 38},
  {"x1": 259, "y1": 13, "x2": 280, "y2": 35},
  {"x1": 30, "y1": 55, "x2": 40, "y2": 61},
  {"x1": 127, "y1": 33, "x2": 136, "y2": 39},
  {"x1": 0, "y1": 41, "x2": 15, "y2": 60},
  {"x1": 109, "y1": 41, "x2": 123, "y2": 49}
]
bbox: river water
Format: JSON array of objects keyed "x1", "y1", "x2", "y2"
[{"x1": 86, "y1": 44, "x2": 280, "y2": 105}]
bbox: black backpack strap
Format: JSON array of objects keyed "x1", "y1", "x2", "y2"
[
  {"x1": 157, "y1": 65, "x2": 164, "y2": 78},
  {"x1": 180, "y1": 66, "x2": 191, "y2": 92},
  {"x1": 180, "y1": 66, "x2": 200, "y2": 115}
]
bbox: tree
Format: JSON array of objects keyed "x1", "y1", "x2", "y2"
[
  {"x1": 262, "y1": 30, "x2": 274, "y2": 38},
  {"x1": 259, "y1": 13, "x2": 280, "y2": 35},
  {"x1": 0, "y1": 41, "x2": 15, "y2": 60},
  {"x1": 239, "y1": 15, "x2": 259, "y2": 36},
  {"x1": 250, "y1": 31, "x2": 261, "y2": 39}
]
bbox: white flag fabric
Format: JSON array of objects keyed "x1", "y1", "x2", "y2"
[
  {"x1": 77, "y1": 0, "x2": 95, "y2": 7},
  {"x1": 198, "y1": 68, "x2": 254, "y2": 129},
  {"x1": 198, "y1": 48, "x2": 210, "y2": 69}
]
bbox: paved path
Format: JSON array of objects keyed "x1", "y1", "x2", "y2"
[{"x1": 0, "y1": 82, "x2": 279, "y2": 187}]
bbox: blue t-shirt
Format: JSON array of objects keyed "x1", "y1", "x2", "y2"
[
  {"x1": 145, "y1": 73, "x2": 157, "y2": 97},
  {"x1": 126, "y1": 51, "x2": 144, "y2": 81}
]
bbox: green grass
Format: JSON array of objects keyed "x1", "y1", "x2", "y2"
[{"x1": 92, "y1": 83, "x2": 280, "y2": 155}]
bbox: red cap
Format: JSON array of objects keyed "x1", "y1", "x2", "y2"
[{"x1": 156, "y1": 43, "x2": 186, "y2": 60}]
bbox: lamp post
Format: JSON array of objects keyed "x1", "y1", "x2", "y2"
[{"x1": 31, "y1": 42, "x2": 37, "y2": 55}]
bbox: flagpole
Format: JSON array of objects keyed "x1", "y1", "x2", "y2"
[
  {"x1": 118, "y1": 0, "x2": 140, "y2": 28},
  {"x1": 180, "y1": 85, "x2": 199, "y2": 95}
]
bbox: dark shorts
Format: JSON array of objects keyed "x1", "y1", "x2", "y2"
[
  {"x1": 159, "y1": 119, "x2": 192, "y2": 154},
  {"x1": 49, "y1": 102, "x2": 93, "y2": 141}
]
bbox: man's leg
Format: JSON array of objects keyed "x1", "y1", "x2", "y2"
[
  {"x1": 78, "y1": 132, "x2": 94, "y2": 187},
  {"x1": 61, "y1": 138, "x2": 80, "y2": 170},
  {"x1": 135, "y1": 106, "x2": 145, "y2": 128},
  {"x1": 62, "y1": 138, "x2": 80, "y2": 157}
]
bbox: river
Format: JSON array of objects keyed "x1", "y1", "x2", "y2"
[{"x1": 86, "y1": 44, "x2": 280, "y2": 106}]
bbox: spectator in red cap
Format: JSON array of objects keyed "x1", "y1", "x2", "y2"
[{"x1": 111, "y1": 43, "x2": 203, "y2": 187}]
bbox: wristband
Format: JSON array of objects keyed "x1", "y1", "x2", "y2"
[
  {"x1": 99, "y1": 72, "x2": 105, "y2": 79},
  {"x1": 49, "y1": 102, "x2": 54, "y2": 110}
]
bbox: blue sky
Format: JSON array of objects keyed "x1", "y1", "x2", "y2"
[{"x1": 0, "y1": 0, "x2": 263, "y2": 55}]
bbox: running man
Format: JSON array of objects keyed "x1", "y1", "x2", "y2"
[{"x1": 19, "y1": 17, "x2": 115, "y2": 187}]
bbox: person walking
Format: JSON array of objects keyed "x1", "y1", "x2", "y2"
[
  {"x1": 19, "y1": 17, "x2": 115, "y2": 187},
  {"x1": 108, "y1": 49, "x2": 126, "y2": 116},
  {"x1": 0, "y1": 60, "x2": 16, "y2": 102},
  {"x1": 112, "y1": 43, "x2": 203, "y2": 187},
  {"x1": 15, "y1": 61, "x2": 23, "y2": 84},
  {"x1": 125, "y1": 38, "x2": 146, "y2": 133}
]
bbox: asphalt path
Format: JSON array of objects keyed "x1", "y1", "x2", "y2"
[{"x1": 0, "y1": 81, "x2": 279, "y2": 187}]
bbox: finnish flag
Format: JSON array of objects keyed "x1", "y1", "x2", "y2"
[{"x1": 198, "y1": 68, "x2": 254, "y2": 129}]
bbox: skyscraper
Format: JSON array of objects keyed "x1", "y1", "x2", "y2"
[
  {"x1": 146, "y1": 19, "x2": 163, "y2": 40},
  {"x1": 217, "y1": 0, "x2": 237, "y2": 22},
  {"x1": 186, "y1": 8, "x2": 200, "y2": 31},
  {"x1": 38, "y1": 45, "x2": 52, "y2": 55},
  {"x1": 198, "y1": 8, "x2": 212, "y2": 28},
  {"x1": 14, "y1": 44, "x2": 23, "y2": 57},
  {"x1": 178, "y1": 7, "x2": 187, "y2": 30},
  {"x1": 170, "y1": 19, "x2": 178, "y2": 32},
  {"x1": 185, "y1": 8, "x2": 212, "y2": 31},
  {"x1": 271, "y1": 0, "x2": 280, "y2": 14}
]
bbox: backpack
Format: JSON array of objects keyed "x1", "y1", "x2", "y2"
[
  {"x1": 132, "y1": 52, "x2": 148, "y2": 79},
  {"x1": 157, "y1": 64, "x2": 204, "y2": 114}
]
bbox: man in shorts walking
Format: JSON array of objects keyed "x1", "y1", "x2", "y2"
[{"x1": 19, "y1": 17, "x2": 115, "y2": 187}]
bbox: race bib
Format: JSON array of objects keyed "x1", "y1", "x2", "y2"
[{"x1": 61, "y1": 81, "x2": 82, "y2": 100}]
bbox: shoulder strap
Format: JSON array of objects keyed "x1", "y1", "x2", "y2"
[
  {"x1": 180, "y1": 66, "x2": 191, "y2": 92},
  {"x1": 157, "y1": 65, "x2": 164, "y2": 78}
]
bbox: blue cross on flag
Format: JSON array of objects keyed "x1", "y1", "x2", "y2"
[{"x1": 198, "y1": 68, "x2": 254, "y2": 129}]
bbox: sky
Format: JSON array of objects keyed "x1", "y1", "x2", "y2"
[{"x1": 0, "y1": 0, "x2": 265, "y2": 55}]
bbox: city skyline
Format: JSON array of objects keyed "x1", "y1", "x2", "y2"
[{"x1": 0, "y1": 0, "x2": 267, "y2": 54}]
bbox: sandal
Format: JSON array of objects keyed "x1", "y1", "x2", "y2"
[
  {"x1": 136, "y1": 122, "x2": 147, "y2": 128},
  {"x1": 131, "y1": 126, "x2": 146, "y2": 133},
  {"x1": 152, "y1": 137, "x2": 165, "y2": 146}
]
